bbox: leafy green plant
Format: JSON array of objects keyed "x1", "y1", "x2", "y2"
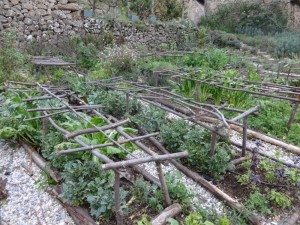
[
  {"x1": 183, "y1": 49, "x2": 228, "y2": 70},
  {"x1": 160, "y1": 120, "x2": 190, "y2": 152},
  {"x1": 269, "y1": 190, "x2": 291, "y2": 209},
  {"x1": 163, "y1": 172, "x2": 194, "y2": 212},
  {"x1": 285, "y1": 168, "x2": 300, "y2": 187},
  {"x1": 160, "y1": 120, "x2": 233, "y2": 179},
  {"x1": 61, "y1": 160, "x2": 122, "y2": 219},
  {"x1": 136, "y1": 214, "x2": 152, "y2": 225},
  {"x1": 236, "y1": 170, "x2": 251, "y2": 185},
  {"x1": 245, "y1": 190, "x2": 271, "y2": 215},
  {"x1": 131, "y1": 177, "x2": 164, "y2": 212},
  {"x1": 131, "y1": 106, "x2": 167, "y2": 133},
  {"x1": 89, "y1": 90, "x2": 142, "y2": 118},
  {"x1": 0, "y1": 29, "x2": 28, "y2": 84}
]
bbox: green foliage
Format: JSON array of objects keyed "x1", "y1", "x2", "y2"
[
  {"x1": 131, "y1": 177, "x2": 164, "y2": 211},
  {"x1": 236, "y1": 170, "x2": 251, "y2": 185},
  {"x1": 201, "y1": 2, "x2": 288, "y2": 35},
  {"x1": 131, "y1": 106, "x2": 167, "y2": 133},
  {"x1": 160, "y1": 120, "x2": 233, "y2": 179},
  {"x1": 132, "y1": 173, "x2": 194, "y2": 213},
  {"x1": 206, "y1": 31, "x2": 241, "y2": 49},
  {"x1": 160, "y1": 120, "x2": 190, "y2": 152},
  {"x1": 136, "y1": 214, "x2": 152, "y2": 225},
  {"x1": 273, "y1": 31, "x2": 300, "y2": 58},
  {"x1": 61, "y1": 160, "x2": 122, "y2": 218},
  {"x1": 285, "y1": 168, "x2": 300, "y2": 187},
  {"x1": 130, "y1": 0, "x2": 181, "y2": 21},
  {"x1": 99, "y1": 45, "x2": 138, "y2": 78},
  {"x1": 0, "y1": 29, "x2": 27, "y2": 84},
  {"x1": 248, "y1": 99, "x2": 300, "y2": 146},
  {"x1": 130, "y1": 0, "x2": 151, "y2": 19},
  {"x1": 164, "y1": 172, "x2": 194, "y2": 212},
  {"x1": 181, "y1": 141, "x2": 233, "y2": 180},
  {"x1": 89, "y1": 90, "x2": 141, "y2": 118},
  {"x1": 183, "y1": 49, "x2": 228, "y2": 70},
  {"x1": 0, "y1": 93, "x2": 41, "y2": 145},
  {"x1": 269, "y1": 190, "x2": 291, "y2": 209},
  {"x1": 245, "y1": 190, "x2": 271, "y2": 215}
]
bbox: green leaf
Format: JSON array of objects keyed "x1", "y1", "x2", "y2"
[
  {"x1": 166, "y1": 218, "x2": 179, "y2": 225},
  {"x1": 0, "y1": 127, "x2": 18, "y2": 139},
  {"x1": 105, "y1": 146, "x2": 122, "y2": 155}
]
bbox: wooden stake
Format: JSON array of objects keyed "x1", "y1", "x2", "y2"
[
  {"x1": 209, "y1": 128, "x2": 218, "y2": 156},
  {"x1": 126, "y1": 92, "x2": 129, "y2": 113},
  {"x1": 156, "y1": 162, "x2": 171, "y2": 205},
  {"x1": 286, "y1": 102, "x2": 299, "y2": 134},
  {"x1": 242, "y1": 116, "x2": 248, "y2": 156},
  {"x1": 114, "y1": 172, "x2": 123, "y2": 225}
]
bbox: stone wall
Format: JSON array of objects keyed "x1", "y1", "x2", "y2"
[{"x1": 0, "y1": 0, "x2": 193, "y2": 48}]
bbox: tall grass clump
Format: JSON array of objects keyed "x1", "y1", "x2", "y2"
[{"x1": 0, "y1": 29, "x2": 27, "y2": 84}]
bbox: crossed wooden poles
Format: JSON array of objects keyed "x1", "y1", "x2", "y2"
[
  {"x1": 5, "y1": 81, "x2": 188, "y2": 225},
  {"x1": 155, "y1": 67, "x2": 300, "y2": 133},
  {"x1": 92, "y1": 78, "x2": 260, "y2": 158}
]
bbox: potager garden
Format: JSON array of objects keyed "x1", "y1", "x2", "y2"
[{"x1": 0, "y1": 1, "x2": 300, "y2": 225}]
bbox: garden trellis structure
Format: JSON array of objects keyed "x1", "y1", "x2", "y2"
[{"x1": 5, "y1": 81, "x2": 189, "y2": 225}]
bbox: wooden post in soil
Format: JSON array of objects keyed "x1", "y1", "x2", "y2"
[
  {"x1": 154, "y1": 71, "x2": 159, "y2": 87},
  {"x1": 126, "y1": 92, "x2": 130, "y2": 113},
  {"x1": 209, "y1": 128, "x2": 218, "y2": 156},
  {"x1": 156, "y1": 162, "x2": 171, "y2": 205},
  {"x1": 114, "y1": 172, "x2": 123, "y2": 225},
  {"x1": 286, "y1": 102, "x2": 299, "y2": 133},
  {"x1": 195, "y1": 81, "x2": 200, "y2": 102},
  {"x1": 242, "y1": 116, "x2": 248, "y2": 156},
  {"x1": 277, "y1": 62, "x2": 282, "y2": 79}
]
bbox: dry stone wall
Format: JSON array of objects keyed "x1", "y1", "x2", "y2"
[{"x1": 0, "y1": 0, "x2": 191, "y2": 48}]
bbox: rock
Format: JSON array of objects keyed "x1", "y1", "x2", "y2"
[
  {"x1": 59, "y1": 0, "x2": 68, "y2": 4},
  {"x1": 22, "y1": 2, "x2": 34, "y2": 10},
  {"x1": 56, "y1": 3, "x2": 81, "y2": 12},
  {"x1": 11, "y1": 0, "x2": 19, "y2": 5},
  {"x1": 36, "y1": 9, "x2": 47, "y2": 16},
  {"x1": 24, "y1": 18, "x2": 33, "y2": 25}
]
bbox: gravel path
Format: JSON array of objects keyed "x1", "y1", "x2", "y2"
[{"x1": 0, "y1": 141, "x2": 75, "y2": 225}]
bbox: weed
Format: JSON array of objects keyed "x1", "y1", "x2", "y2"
[
  {"x1": 0, "y1": 29, "x2": 28, "y2": 84},
  {"x1": 245, "y1": 190, "x2": 271, "y2": 215},
  {"x1": 269, "y1": 190, "x2": 291, "y2": 209}
]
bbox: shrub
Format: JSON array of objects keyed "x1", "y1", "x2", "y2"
[
  {"x1": 99, "y1": 45, "x2": 138, "y2": 77},
  {"x1": 160, "y1": 120, "x2": 190, "y2": 152},
  {"x1": 206, "y1": 30, "x2": 241, "y2": 49},
  {"x1": 180, "y1": 135, "x2": 233, "y2": 179},
  {"x1": 131, "y1": 106, "x2": 168, "y2": 133},
  {"x1": 201, "y1": 2, "x2": 288, "y2": 35},
  {"x1": 273, "y1": 31, "x2": 300, "y2": 58},
  {"x1": 160, "y1": 120, "x2": 233, "y2": 179},
  {"x1": 130, "y1": 0, "x2": 181, "y2": 21},
  {"x1": 0, "y1": 29, "x2": 27, "y2": 84},
  {"x1": 89, "y1": 90, "x2": 141, "y2": 118}
]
